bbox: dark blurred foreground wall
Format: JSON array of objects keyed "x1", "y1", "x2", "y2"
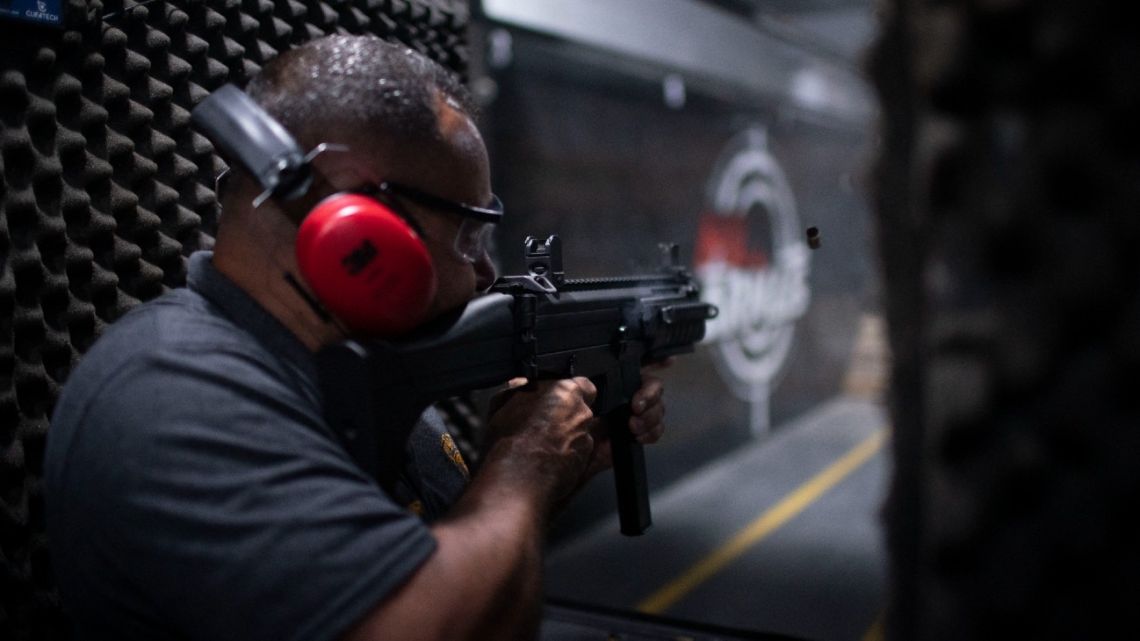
[{"x1": 872, "y1": 0, "x2": 1140, "y2": 639}]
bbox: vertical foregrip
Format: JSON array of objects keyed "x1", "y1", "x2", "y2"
[{"x1": 608, "y1": 405, "x2": 652, "y2": 536}]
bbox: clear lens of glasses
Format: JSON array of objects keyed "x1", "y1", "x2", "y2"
[{"x1": 454, "y1": 218, "x2": 493, "y2": 262}]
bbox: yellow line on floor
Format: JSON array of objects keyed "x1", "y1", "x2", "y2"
[{"x1": 635, "y1": 427, "x2": 888, "y2": 615}]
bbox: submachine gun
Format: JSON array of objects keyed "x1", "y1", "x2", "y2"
[{"x1": 317, "y1": 235, "x2": 718, "y2": 535}]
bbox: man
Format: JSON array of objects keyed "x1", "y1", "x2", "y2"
[{"x1": 44, "y1": 35, "x2": 667, "y2": 640}]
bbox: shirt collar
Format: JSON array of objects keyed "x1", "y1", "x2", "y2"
[{"x1": 186, "y1": 251, "x2": 315, "y2": 379}]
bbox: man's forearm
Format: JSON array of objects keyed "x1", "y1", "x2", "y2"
[
  {"x1": 432, "y1": 457, "x2": 551, "y2": 640},
  {"x1": 345, "y1": 378, "x2": 598, "y2": 641},
  {"x1": 343, "y1": 452, "x2": 553, "y2": 641}
]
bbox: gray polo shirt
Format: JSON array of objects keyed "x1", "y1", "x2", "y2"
[{"x1": 44, "y1": 253, "x2": 449, "y2": 641}]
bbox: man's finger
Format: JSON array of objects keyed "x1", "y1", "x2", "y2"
[
  {"x1": 634, "y1": 421, "x2": 665, "y2": 445},
  {"x1": 571, "y1": 376, "x2": 598, "y2": 406},
  {"x1": 488, "y1": 378, "x2": 530, "y2": 415},
  {"x1": 631, "y1": 376, "x2": 665, "y2": 414},
  {"x1": 631, "y1": 402, "x2": 664, "y2": 435},
  {"x1": 633, "y1": 410, "x2": 665, "y2": 442}
]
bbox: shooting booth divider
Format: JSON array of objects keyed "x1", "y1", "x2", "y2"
[
  {"x1": 869, "y1": 1, "x2": 1140, "y2": 639},
  {"x1": 0, "y1": 0, "x2": 468, "y2": 636}
]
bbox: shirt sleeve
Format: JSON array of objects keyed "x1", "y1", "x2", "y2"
[{"x1": 59, "y1": 343, "x2": 436, "y2": 641}]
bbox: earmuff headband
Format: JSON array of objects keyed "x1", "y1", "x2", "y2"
[{"x1": 191, "y1": 84, "x2": 313, "y2": 203}]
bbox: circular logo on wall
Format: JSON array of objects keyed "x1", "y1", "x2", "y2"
[{"x1": 695, "y1": 128, "x2": 811, "y2": 433}]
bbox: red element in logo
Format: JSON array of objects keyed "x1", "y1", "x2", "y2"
[{"x1": 694, "y1": 212, "x2": 769, "y2": 269}]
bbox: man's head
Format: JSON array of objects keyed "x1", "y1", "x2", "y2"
[{"x1": 214, "y1": 35, "x2": 498, "y2": 341}]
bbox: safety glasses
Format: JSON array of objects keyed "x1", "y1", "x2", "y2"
[{"x1": 375, "y1": 181, "x2": 503, "y2": 263}]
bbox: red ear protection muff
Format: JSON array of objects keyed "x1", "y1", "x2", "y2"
[
  {"x1": 191, "y1": 85, "x2": 437, "y2": 336},
  {"x1": 296, "y1": 193, "x2": 436, "y2": 336}
]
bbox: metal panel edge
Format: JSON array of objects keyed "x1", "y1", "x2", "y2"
[{"x1": 479, "y1": 0, "x2": 876, "y2": 125}]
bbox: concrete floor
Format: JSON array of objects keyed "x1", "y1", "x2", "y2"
[{"x1": 542, "y1": 396, "x2": 889, "y2": 641}]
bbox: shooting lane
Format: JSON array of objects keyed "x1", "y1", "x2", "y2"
[
  {"x1": 473, "y1": 2, "x2": 889, "y2": 641},
  {"x1": 0, "y1": 1, "x2": 887, "y2": 640}
]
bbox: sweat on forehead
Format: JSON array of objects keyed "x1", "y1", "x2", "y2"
[{"x1": 244, "y1": 35, "x2": 476, "y2": 151}]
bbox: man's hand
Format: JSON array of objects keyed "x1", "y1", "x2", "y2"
[
  {"x1": 481, "y1": 365, "x2": 669, "y2": 505},
  {"x1": 629, "y1": 369, "x2": 667, "y2": 445},
  {"x1": 577, "y1": 362, "x2": 670, "y2": 483},
  {"x1": 484, "y1": 377, "x2": 599, "y2": 506}
]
